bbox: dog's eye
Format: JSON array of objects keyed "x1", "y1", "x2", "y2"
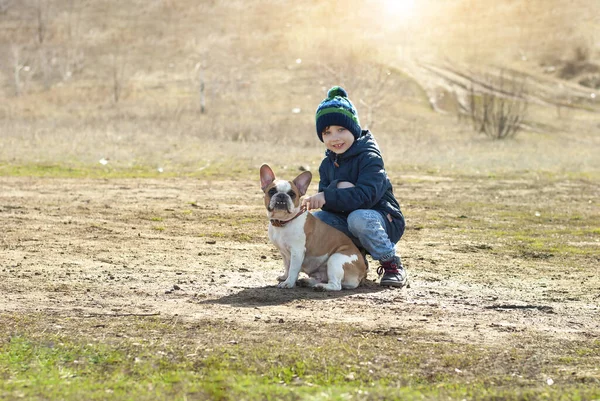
[
  {"x1": 287, "y1": 191, "x2": 296, "y2": 198},
  {"x1": 268, "y1": 188, "x2": 278, "y2": 196}
]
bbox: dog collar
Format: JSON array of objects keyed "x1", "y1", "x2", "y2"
[{"x1": 270, "y1": 205, "x2": 307, "y2": 227}]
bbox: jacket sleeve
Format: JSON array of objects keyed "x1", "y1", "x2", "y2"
[
  {"x1": 317, "y1": 161, "x2": 330, "y2": 193},
  {"x1": 322, "y1": 152, "x2": 388, "y2": 212}
]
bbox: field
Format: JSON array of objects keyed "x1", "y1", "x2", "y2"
[
  {"x1": 1, "y1": 0, "x2": 600, "y2": 400},
  {"x1": 2, "y1": 169, "x2": 599, "y2": 399}
]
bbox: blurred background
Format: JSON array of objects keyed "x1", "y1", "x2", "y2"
[{"x1": 1, "y1": 0, "x2": 599, "y2": 176}]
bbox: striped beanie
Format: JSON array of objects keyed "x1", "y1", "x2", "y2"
[{"x1": 315, "y1": 86, "x2": 361, "y2": 142}]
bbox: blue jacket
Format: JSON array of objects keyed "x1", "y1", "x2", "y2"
[{"x1": 318, "y1": 130, "x2": 405, "y2": 243}]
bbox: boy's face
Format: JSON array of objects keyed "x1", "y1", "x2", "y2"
[{"x1": 322, "y1": 125, "x2": 354, "y2": 154}]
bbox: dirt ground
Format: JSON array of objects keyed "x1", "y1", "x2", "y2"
[{"x1": 1, "y1": 175, "x2": 599, "y2": 351}]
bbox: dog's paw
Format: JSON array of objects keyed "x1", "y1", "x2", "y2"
[
  {"x1": 278, "y1": 280, "x2": 296, "y2": 289},
  {"x1": 296, "y1": 278, "x2": 310, "y2": 287},
  {"x1": 313, "y1": 282, "x2": 342, "y2": 291}
]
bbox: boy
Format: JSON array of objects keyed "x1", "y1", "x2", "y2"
[{"x1": 302, "y1": 86, "x2": 408, "y2": 288}]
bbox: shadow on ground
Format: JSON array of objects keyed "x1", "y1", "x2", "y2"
[{"x1": 200, "y1": 280, "x2": 387, "y2": 307}]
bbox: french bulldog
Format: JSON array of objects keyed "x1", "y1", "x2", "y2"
[{"x1": 259, "y1": 164, "x2": 367, "y2": 291}]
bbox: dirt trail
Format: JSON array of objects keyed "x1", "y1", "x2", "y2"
[
  {"x1": 1, "y1": 176, "x2": 599, "y2": 348},
  {"x1": 403, "y1": 60, "x2": 599, "y2": 115}
]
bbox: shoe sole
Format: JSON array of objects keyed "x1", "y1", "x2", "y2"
[{"x1": 380, "y1": 277, "x2": 409, "y2": 288}]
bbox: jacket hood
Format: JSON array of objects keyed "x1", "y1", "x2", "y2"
[{"x1": 326, "y1": 130, "x2": 381, "y2": 161}]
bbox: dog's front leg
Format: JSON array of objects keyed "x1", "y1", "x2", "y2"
[
  {"x1": 277, "y1": 254, "x2": 290, "y2": 282},
  {"x1": 278, "y1": 249, "x2": 303, "y2": 288}
]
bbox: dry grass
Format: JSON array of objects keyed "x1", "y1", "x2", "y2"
[
  {"x1": 1, "y1": 3, "x2": 599, "y2": 399},
  {"x1": 1, "y1": 0, "x2": 599, "y2": 177}
]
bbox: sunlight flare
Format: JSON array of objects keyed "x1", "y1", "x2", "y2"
[{"x1": 382, "y1": 0, "x2": 416, "y2": 19}]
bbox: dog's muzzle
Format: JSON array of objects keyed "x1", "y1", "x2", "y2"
[{"x1": 271, "y1": 194, "x2": 292, "y2": 212}]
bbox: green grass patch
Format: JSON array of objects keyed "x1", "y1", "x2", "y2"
[
  {"x1": 413, "y1": 197, "x2": 600, "y2": 258},
  {"x1": 4, "y1": 161, "x2": 599, "y2": 183},
  {"x1": 0, "y1": 163, "x2": 172, "y2": 179},
  {"x1": 200, "y1": 232, "x2": 226, "y2": 238},
  {"x1": 1, "y1": 315, "x2": 599, "y2": 400},
  {"x1": 0, "y1": 161, "x2": 259, "y2": 180}
]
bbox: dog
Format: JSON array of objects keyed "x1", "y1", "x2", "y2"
[{"x1": 259, "y1": 164, "x2": 367, "y2": 291}]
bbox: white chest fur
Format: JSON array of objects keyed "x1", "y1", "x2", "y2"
[{"x1": 268, "y1": 212, "x2": 308, "y2": 257}]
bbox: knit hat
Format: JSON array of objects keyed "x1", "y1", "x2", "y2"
[{"x1": 315, "y1": 86, "x2": 361, "y2": 142}]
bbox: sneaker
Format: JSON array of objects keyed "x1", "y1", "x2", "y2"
[{"x1": 377, "y1": 256, "x2": 408, "y2": 288}]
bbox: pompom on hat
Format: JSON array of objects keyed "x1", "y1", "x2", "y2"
[{"x1": 315, "y1": 86, "x2": 361, "y2": 142}]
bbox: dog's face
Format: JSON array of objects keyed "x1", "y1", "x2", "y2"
[{"x1": 260, "y1": 164, "x2": 311, "y2": 220}]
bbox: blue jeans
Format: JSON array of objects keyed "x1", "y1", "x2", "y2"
[{"x1": 312, "y1": 210, "x2": 396, "y2": 261}]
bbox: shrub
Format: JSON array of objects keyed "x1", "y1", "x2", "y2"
[{"x1": 468, "y1": 70, "x2": 528, "y2": 139}]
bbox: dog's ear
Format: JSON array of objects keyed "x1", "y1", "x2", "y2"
[
  {"x1": 260, "y1": 164, "x2": 276, "y2": 191},
  {"x1": 293, "y1": 171, "x2": 312, "y2": 196}
]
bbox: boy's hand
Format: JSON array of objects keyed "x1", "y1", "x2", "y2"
[{"x1": 302, "y1": 193, "x2": 326, "y2": 211}]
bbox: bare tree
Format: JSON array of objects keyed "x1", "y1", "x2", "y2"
[
  {"x1": 320, "y1": 59, "x2": 397, "y2": 130},
  {"x1": 357, "y1": 68, "x2": 392, "y2": 129},
  {"x1": 35, "y1": 0, "x2": 49, "y2": 44},
  {"x1": 11, "y1": 45, "x2": 34, "y2": 96},
  {"x1": 24, "y1": 0, "x2": 86, "y2": 90},
  {"x1": 468, "y1": 71, "x2": 528, "y2": 139},
  {"x1": 195, "y1": 62, "x2": 206, "y2": 114},
  {"x1": 111, "y1": 53, "x2": 125, "y2": 103},
  {"x1": 60, "y1": 0, "x2": 85, "y2": 82},
  {"x1": 0, "y1": 0, "x2": 13, "y2": 14}
]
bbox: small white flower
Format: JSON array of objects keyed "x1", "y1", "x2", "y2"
[
  {"x1": 291, "y1": 108, "x2": 301, "y2": 114},
  {"x1": 547, "y1": 378, "x2": 554, "y2": 385},
  {"x1": 535, "y1": 211, "x2": 541, "y2": 217},
  {"x1": 296, "y1": 58, "x2": 302, "y2": 64},
  {"x1": 157, "y1": 167, "x2": 164, "y2": 173},
  {"x1": 99, "y1": 158, "x2": 109, "y2": 165}
]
